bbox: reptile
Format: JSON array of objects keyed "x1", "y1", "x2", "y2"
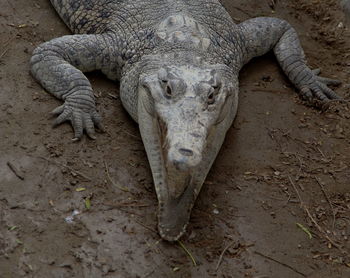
[{"x1": 30, "y1": 0, "x2": 342, "y2": 241}]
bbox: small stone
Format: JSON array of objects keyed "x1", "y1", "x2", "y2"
[
  {"x1": 274, "y1": 171, "x2": 281, "y2": 176},
  {"x1": 69, "y1": 180, "x2": 77, "y2": 185}
]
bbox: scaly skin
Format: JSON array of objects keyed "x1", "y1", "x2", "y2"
[{"x1": 30, "y1": 0, "x2": 341, "y2": 241}]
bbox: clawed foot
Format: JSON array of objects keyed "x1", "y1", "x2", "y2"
[
  {"x1": 299, "y1": 68, "x2": 342, "y2": 104},
  {"x1": 51, "y1": 97, "x2": 103, "y2": 141}
]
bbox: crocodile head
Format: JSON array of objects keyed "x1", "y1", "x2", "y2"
[{"x1": 137, "y1": 56, "x2": 238, "y2": 241}]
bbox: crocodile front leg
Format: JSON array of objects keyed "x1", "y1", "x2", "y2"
[
  {"x1": 31, "y1": 33, "x2": 126, "y2": 140},
  {"x1": 238, "y1": 17, "x2": 341, "y2": 102}
]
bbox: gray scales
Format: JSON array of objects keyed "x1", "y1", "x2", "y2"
[{"x1": 30, "y1": 0, "x2": 342, "y2": 241}]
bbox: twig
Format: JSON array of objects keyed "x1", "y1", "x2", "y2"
[
  {"x1": 104, "y1": 161, "x2": 130, "y2": 192},
  {"x1": 123, "y1": 130, "x2": 141, "y2": 141},
  {"x1": 216, "y1": 241, "x2": 236, "y2": 271},
  {"x1": 107, "y1": 93, "x2": 118, "y2": 100},
  {"x1": 104, "y1": 206, "x2": 143, "y2": 217},
  {"x1": 314, "y1": 177, "x2": 336, "y2": 229},
  {"x1": 7, "y1": 161, "x2": 24, "y2": 180},
  {"x1": 288, "y1": 176, "x2": 302, "y2": 203},
  {"x1": 134, "y1": 219, "x2": 158, "y2": 235},
  {"x1": 316, "y1": 147, "x2": 326, "y2": 159},
  {"x1": 251, "y1": 88, "x2": 289, "y2": 94},
  {"x1": 288, "y1": 176, "x2": 344, "y2": 252},
  {"x1": 0, "y1": 35, "x2": 16, "y2": 60},
  {"x1": 0, "y1": 48, "x2": 10, "y2": 60},
  {"x1": 254, "y1": 251, "x2": 306, "y2": 277},
  {"x1": 37, "y1": 156, "x2": 91, "y2": 181},
  {"x1": 178, "y1": 241, "x2": 197, "y2": 266},
  {"x1": 143, "y1": 269, "x2": 155, "y2": 278},
  {"x1": 103, "y1": 201, "x2": 151, "y2": 208}
]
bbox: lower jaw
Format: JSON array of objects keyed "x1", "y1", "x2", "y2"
[
  {"x1": 157, "y1": 207, "x2": 191, "y2": 241},
  {"x1": 156, "y1": 180, "x2": 198, "y2": 241}
]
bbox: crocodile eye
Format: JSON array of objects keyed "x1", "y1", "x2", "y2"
[
  {"x1": 208, "y1": 85, "x2": 219, "y2": 105},
  {"x1": 208, "y1": 92, "x2": 215, "y2": 105},
  {"x1": 165, "y1": 84, "x2": 172, "y2": 99}
]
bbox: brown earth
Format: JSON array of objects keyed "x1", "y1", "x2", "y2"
[{"x1": 0, "y1": 0, "x2": 350, "y2": 277}]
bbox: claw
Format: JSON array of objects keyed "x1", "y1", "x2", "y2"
[
  {"x1": 311, "y1": 85, "x2": 327, "y2": 101},
  {"x1": 84, "y1": 115, "x2": 96, "y2": 139},
  {"x1": 312, "y1": 68, "x2": 342, "y2": 86},
  {"x1": 312, "y1": 68, "x2": 321, "y2": 75},
  {"x1": 72, "y1": 112, "x2": 83, "y2": 139},
  {"x1": 300, "y1": 87, "x2": 313, "y2": 100},
  {"x1": 299, "y1": 68, "x2": 343, "y2": 102},
  {"x1": 317, "y1": 81, "x2": 341, "y2": 99},
  {"x1": 51, "y1": 105, "x2": 65, "y2": 115},
  {"x1": 88, "y1": 134, "x2": 97, "y2": 140},
  {"x1": 53, "y1": 110, "x2": 71, "y2": 127},
  {"x1": 50, "y1": 98, "x2": 103, "y2": 140},
  {"x1": 316, "y1": 76, "x2": 342, "y2": 86},
  {"x1": 92, "y1": 111, "x2": 105, "y2": 132}
]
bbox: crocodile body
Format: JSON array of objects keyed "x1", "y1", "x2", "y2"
[{"x1": 30, "y1": 0, "x2": 341, "y2": 241}]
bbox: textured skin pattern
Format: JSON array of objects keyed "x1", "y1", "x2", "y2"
[
  {"x1": 30, "y1": 0, "x2": 341, "y2": 240},
  {"x1": 31, "y1": 0, "x2": 340, "y2": 133}
]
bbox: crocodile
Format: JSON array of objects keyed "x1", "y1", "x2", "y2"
[{"x1": 30, "y1": 0, "x2": 341, "y2": 241}]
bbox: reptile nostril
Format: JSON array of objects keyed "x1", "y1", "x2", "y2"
[
  {"x1": 190, "y1": 132, "x2": 201, "y2": 138},
  {"x1": 178, "y1": 148, "x2": 194, "y2": 156}
]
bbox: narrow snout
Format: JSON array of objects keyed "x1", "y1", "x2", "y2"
[{"x1": 165, "y1": 121, "x2": 207, "y2": 198}]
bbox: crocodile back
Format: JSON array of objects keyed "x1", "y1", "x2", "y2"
[
  {"x1": 49, "y1": 0, "x2": 236, "y2": 36},
  {"x1": 50, "y1": 0, "x2": 120, "y2": 33}
]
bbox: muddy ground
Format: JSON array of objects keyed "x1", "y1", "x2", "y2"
[{"x1": 0, "y1": 0, "x2": 350, "y2": 277}]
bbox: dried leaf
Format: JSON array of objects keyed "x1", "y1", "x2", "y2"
[
  {"x1": 8, "y1": 226, "x2": 17, "y2": 231},
  {"x1": 85, "y1": 198, "x2": 91, "y2": 209},
  {"x1": 76, "y1": 187, "x2": 86, "y2": 192},
  {"x1": 178, "y1": 240, "x2": 197, "y2": 266},
  {"x1": 296, "y1": 223, "x2": 312, "y2": 239}
]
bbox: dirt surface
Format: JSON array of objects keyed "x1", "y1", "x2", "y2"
[{"x1": 0, "y1": 0, "x2": 350, "y2": 277}]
